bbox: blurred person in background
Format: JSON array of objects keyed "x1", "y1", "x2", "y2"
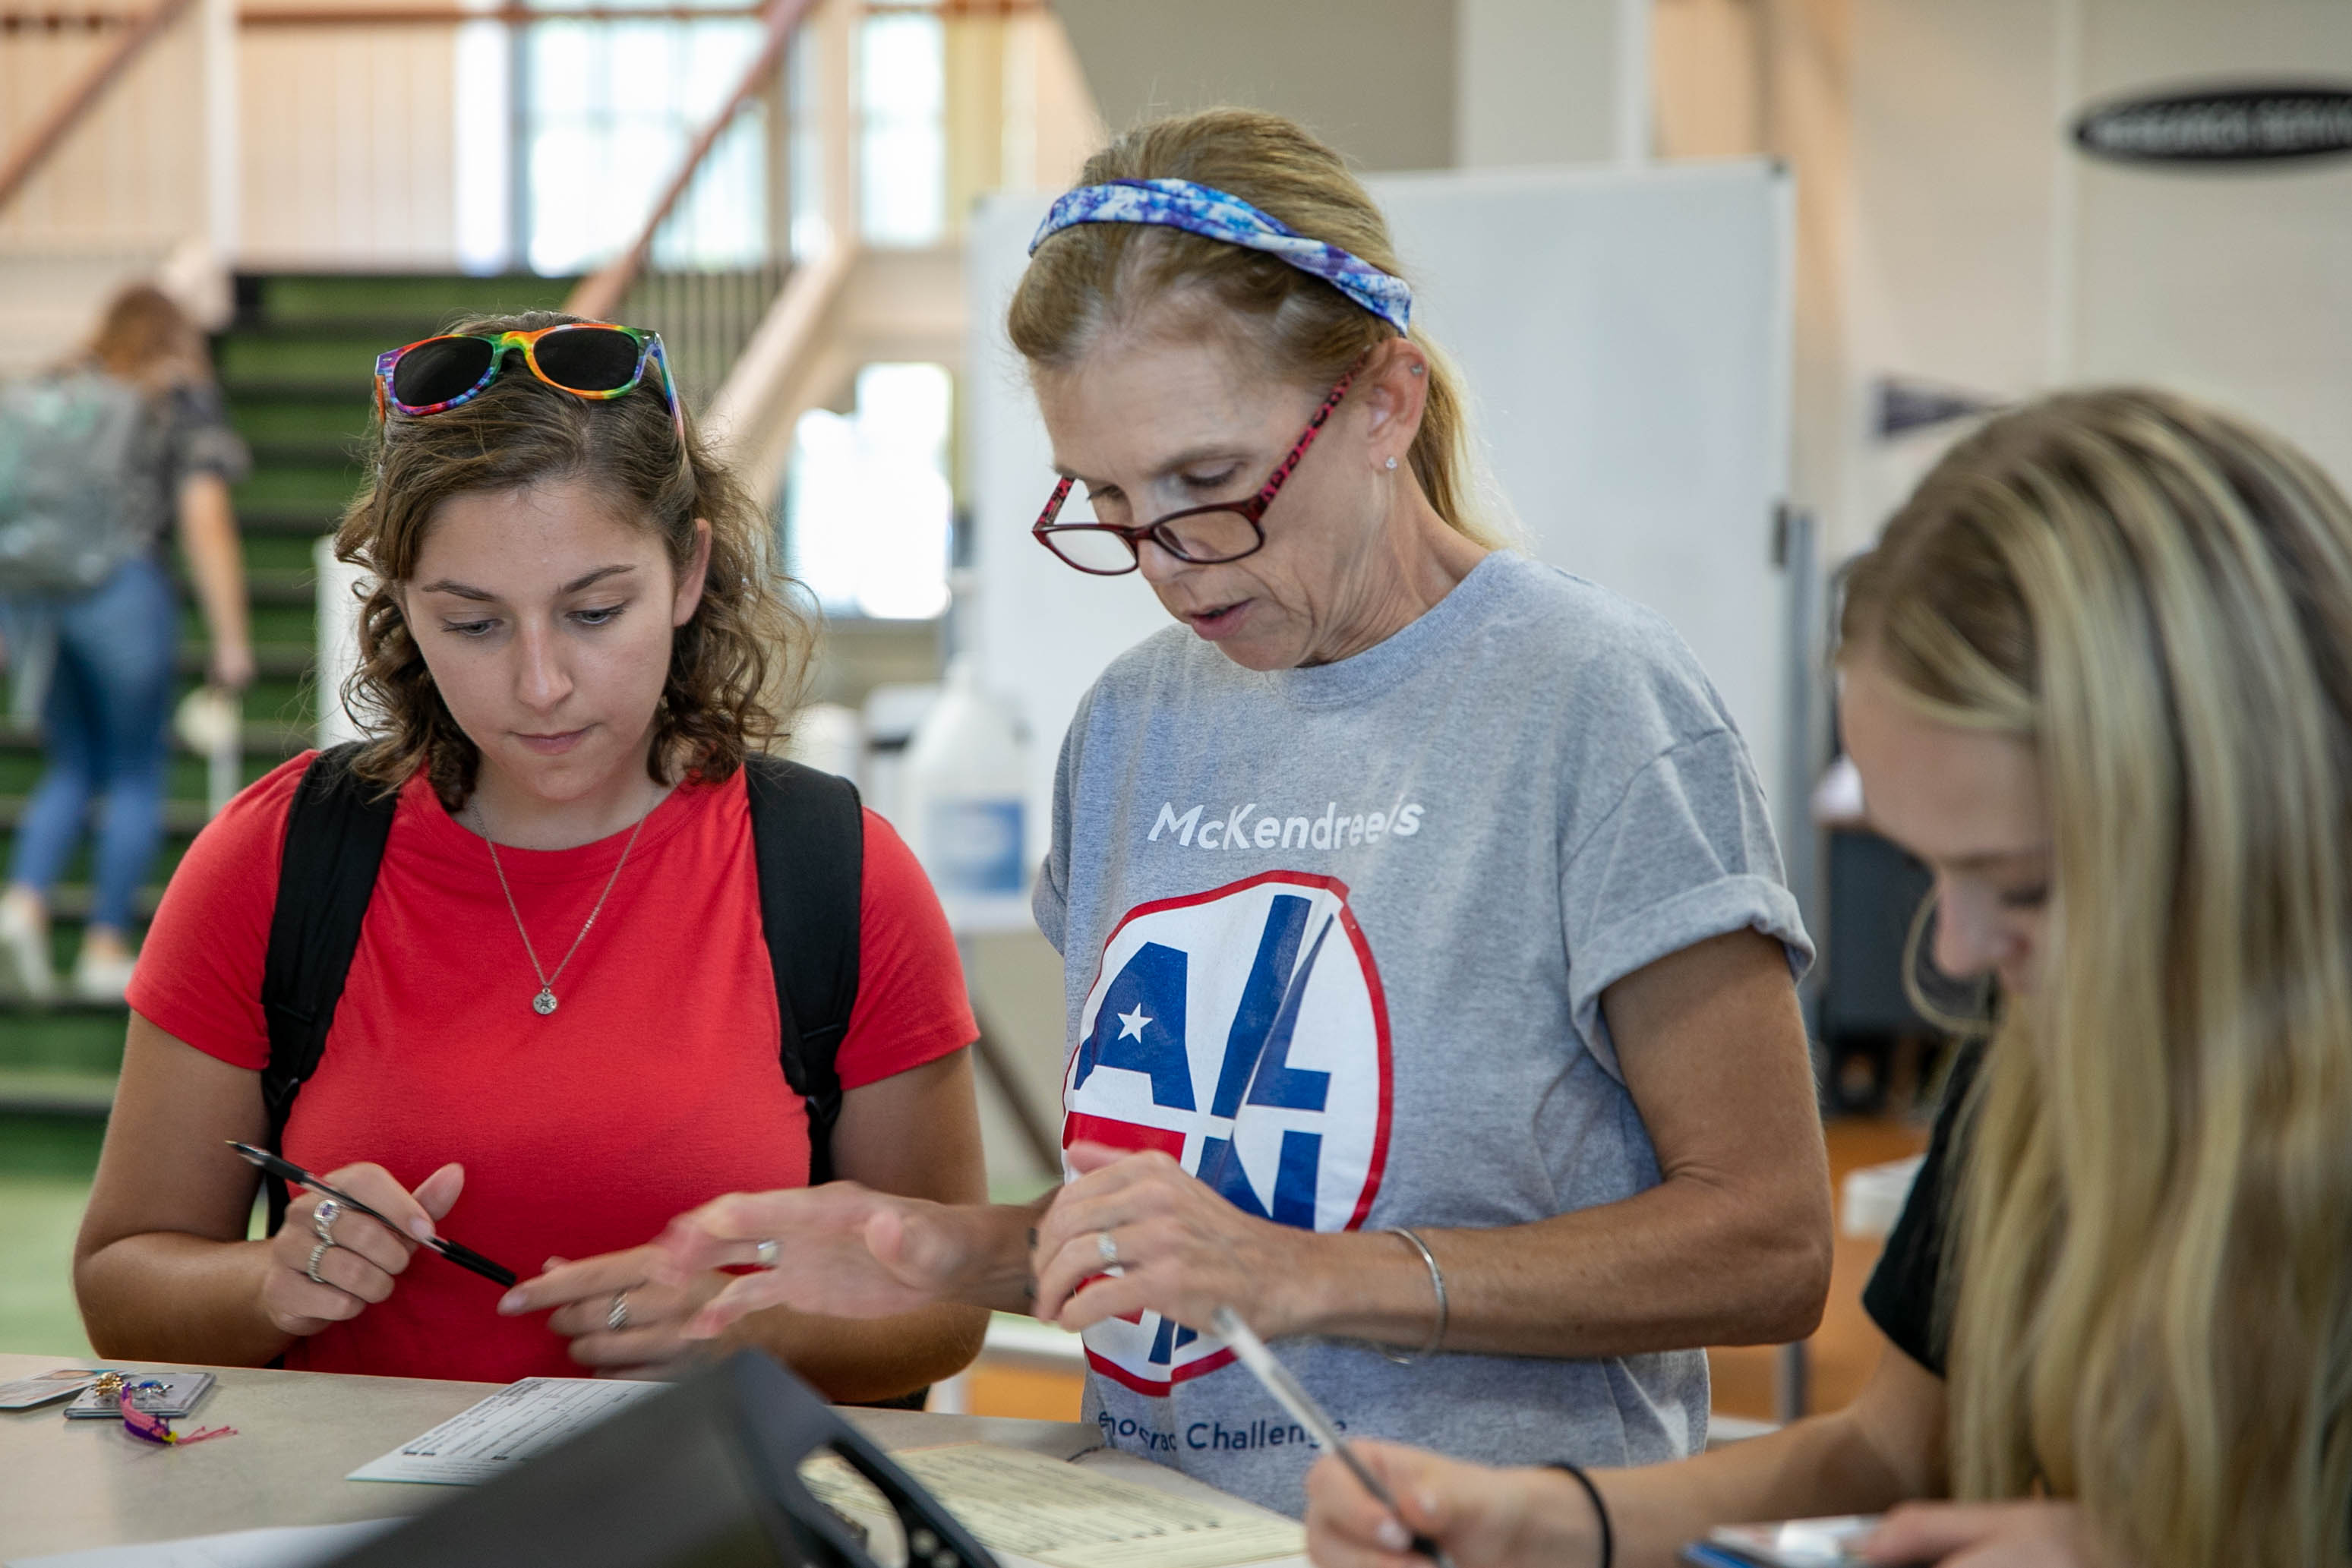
[{"x1": 0, "y1": 283, "x2": 254, "y2": 1003}]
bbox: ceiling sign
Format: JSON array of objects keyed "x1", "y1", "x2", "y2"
[{"x1": 2074, "y1": 82, "x2": 2352, "y2": 166}]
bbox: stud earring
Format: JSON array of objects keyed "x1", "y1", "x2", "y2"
[{"x1": 1384, "y1": 456, "x2": 1399, "y2": 471}]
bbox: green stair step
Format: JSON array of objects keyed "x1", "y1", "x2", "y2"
[
  {"x1": 214, "y1": 380, "x2": 375, "y2": 408},
  {"x1": 172, "y1": 566, "x2": 313, "y2": 610},
  {"x1": 0, "y1": 752, "x2": 285, "y2": 800},
  {"x1": 254, "y1": 273, "x2": 578, "y2": 327},
  {"x1": 242, "y1": 605, "x2": 317, "y2": 644},
  {"x1": 234, "y1": 467, "x2": 368, "y2": 512},
  {"x1": 216, "y1": 336, "x2": 399, "y2": 389},
  {"x1": 245, "y1": 437, "x2": 368, "y2": 471},
  {"x1": 173, "y1": 643, "x2": 313, "y2": 682},
  {"x1": 33, "y1": 885, "x2": 163, "y2": 923},
  {"x1": 237, "y1": 534, "x2": 321, "y2": 573},
  {"x1": 0, "y1": 1068, "x2": 117, "y2": 1118},
  {"x1": 0, "y1": 720, "x2": 308, "y2": 760},
  {"x1": 229, "y1": 399, "x2": 378, "y2": 443},
  {"x1": 236, "y1": 505, "x2": 345, "y2": 538},
  {"x1": 0, "y1": 797, "x2": 210, "y2": 835}
]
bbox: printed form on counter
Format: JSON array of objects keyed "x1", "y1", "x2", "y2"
[
  {"x1": 801, "y1": 1441, "x2": 1306, "y2": 1568},
  {"x1": 346, "y1": 1377, "x2": 663, "y2": 1484}
]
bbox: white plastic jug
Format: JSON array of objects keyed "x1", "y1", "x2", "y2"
[{"x1": 901, "y1": 655, "x2": 1029, "y2": 923}]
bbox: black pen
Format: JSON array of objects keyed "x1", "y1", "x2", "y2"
[{"x1": 226, "y1": 1141, "x2": 519, "y2": 1289}]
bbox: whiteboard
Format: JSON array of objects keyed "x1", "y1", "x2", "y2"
[{"x1": 966, "y1": 160, "x2": 1797, "y2": 856}]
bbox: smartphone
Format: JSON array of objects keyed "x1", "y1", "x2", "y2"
[{"x1": 1681, "y1": 1515, "x2": 1880, "y2": 1568}]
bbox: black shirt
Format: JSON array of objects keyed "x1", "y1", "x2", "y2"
[{"x1": 1861, "y1": 1043, "x2": 1986, "y2": 1378}]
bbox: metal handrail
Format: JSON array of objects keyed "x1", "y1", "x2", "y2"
[
  {"x1": 563, "y1": 0, "x2": 818, "y2": 323},
  {"x1": 0, "y1": 0, "x2": 199, "y2": 219}
]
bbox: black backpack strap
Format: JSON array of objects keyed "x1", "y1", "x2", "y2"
[
  {"x1": 257, "y1": 743, "x2": 397, "y2": 1235},
  {"x1": 742, "y1": 753, "x2": 864, "y2": 1186}
]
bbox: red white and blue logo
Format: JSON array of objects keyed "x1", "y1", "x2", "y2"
[{"x1": 1062, "y1": 872, "x2": 1393, "y2": 1395}]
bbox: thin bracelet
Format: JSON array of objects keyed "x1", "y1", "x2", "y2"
[
  {"x1": 1378, "y1": 1227, "x2": 1447, "y2": 1363},
  {"x1": 1546, "y1": 1462, "x2": 1613, "y2": 1568}
]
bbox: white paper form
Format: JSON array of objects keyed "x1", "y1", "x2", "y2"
[
  {"x1": 345, "y1": 1376, "x2": 662, "y2": 1485},
  {"x1": 800, "y1": 1442, "x2": 1306, "y2": 1568}
]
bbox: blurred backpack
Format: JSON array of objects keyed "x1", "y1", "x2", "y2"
[{"x1": 0, "y1": 368, "x2": 156, "y2": 594}]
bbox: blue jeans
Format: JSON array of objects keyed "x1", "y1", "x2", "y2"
[{"x1": 2, "y1": 556, "x2": 180, "y2": 931}]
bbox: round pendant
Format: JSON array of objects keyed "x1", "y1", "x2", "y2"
[{"x1": 532, "y1": 989, "x2": 558, "y2": 1016}]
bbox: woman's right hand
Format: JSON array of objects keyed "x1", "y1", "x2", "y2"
[
  {"x1": 1305, "y1": 1441, "x2": 1602, "y2": 1568},
  {"x1": 258, "y1": 1163, "x2": 463, "y2": 1338},
  {"x1": 652, "y1": 1181, "x2": 999, "y2": 1339}
]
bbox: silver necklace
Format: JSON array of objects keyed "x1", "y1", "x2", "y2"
[{"x1": 473, "y1": 796, "x2": 655, "y2": 1017}]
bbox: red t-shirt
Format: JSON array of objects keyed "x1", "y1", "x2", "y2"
[{"x1": 128, "y1": 754, "x2": 975, "y2": 1383}]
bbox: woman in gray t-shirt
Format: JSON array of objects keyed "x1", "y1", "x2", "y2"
[{"x1": 655, "y1": 109, "x2": 1831, "y2": 1516}]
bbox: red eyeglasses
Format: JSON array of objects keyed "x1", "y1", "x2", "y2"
[{"x1": 1031, "y1": 371, "x2": 1355, "y2": 575}]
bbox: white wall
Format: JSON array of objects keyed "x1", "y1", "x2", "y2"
[
  {"x1": 1836, "y1": 0, "x2": 2352, "y2": 557},
  {"x1": 238, "y1": 24, "x2": 461, "y2": 270},
  {"x1": 1456, "y1": 0, "x2": 1650, "y2": 167}
]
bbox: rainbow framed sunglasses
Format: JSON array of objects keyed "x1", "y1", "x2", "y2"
[{"x1": 372, "y1": 323, "x2": 687, "y2": 448}]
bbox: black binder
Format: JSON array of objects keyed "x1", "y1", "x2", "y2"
[{"x1": 328, "y1": 1350, "x2": 999, "y2": 1568}]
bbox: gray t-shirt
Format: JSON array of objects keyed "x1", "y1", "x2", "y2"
[{"x1": 1033, "y1": 551, "x2": 1811, "y2": 1516}]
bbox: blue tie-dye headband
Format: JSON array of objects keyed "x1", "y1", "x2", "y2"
[{"x1": 1030, "y1": 177, "x2": 1413, "y2": 336}]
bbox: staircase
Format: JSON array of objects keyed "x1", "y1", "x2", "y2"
[{"x1": 0, "y1": 273, "x2": 576, "y2": 1118}]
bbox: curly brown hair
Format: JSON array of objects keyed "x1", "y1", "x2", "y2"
[{"x1": 332, "y1": 311, "x2": 810, "y2": 808}]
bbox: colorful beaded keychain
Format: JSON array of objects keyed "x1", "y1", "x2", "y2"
[{"x1": 91, "y1": 1371, "x2": 235, "y2": 1447}]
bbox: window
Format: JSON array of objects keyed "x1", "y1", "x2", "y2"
[
  {"x1": 519, "y1": 2, "x2": 769, "y2": 276},
  {"x1": 858, "y1": 6, "x2": 946, "y2": 248},
  {"x1": 785, "y1": 363, "x2": 955, "y2": 620}
]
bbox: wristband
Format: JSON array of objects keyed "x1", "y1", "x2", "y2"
[{"x1": 1546, "y1": 1461, "x2": 1613, "y2": 1568}]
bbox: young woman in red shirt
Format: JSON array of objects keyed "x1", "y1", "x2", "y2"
[{"x1": 71, "y1": 316, "x2": 989, "y2": 1396}]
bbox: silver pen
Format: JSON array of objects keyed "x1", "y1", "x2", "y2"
[{"x1": 1213, "y1": 1305, "x2": 1457, "y2": 1568}]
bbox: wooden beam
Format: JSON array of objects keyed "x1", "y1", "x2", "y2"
[
  {"x1": 0, "y1": 1, "x2": 1034, "y2": 23},
  {"x1": 238, "y1": 5, "x2": 760, "y2": 24},
  {"x1": 0, "y1": 0, "x2": 200, "y2": 219},
  {"x1": 0, "y1": 11, "x2": 134, "y2": 31}
]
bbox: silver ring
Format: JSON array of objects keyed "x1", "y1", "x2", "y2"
[
  {"x1": 306, "y1": 1240, "x2": 334, "y2": 1285},
  {"x1": 1097, "y1": 1230, "x2": 1120, "y2": 1268},
  {"x1": 608, "y1": 1292, "x2": 630, "y2": 1331},
  {"x1": 311, "y1": 1197, "x2": 341, "y2": 1245},
  {"x1": 753, "y1": 1238, "x2": 780, "y2": 1270}
]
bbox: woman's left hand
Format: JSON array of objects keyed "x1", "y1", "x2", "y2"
[
  {"x1": 1860, "y1": 1500, "x2": 2116, "y2": 1567},
  {"x1": 1033, "y1": 1141, "x2": 1322, "y2": 1335},
  {"x1": 498, "y1": 1247, "x2": 730, "y2": 1378}
]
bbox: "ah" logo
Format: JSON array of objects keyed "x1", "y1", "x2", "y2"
[{"x1": 1062, "y1": 872, "x2": 1393, "y2": 1394}]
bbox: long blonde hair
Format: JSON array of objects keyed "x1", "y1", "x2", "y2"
[
  {"x1": 1840, "y1": 389, "x2": 2352, "y2": 1566},
  {"x1": 1009, "y1": 107, "x2": 1507, "y2": 548}
]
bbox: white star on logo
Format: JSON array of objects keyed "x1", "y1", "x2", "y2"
[{"x1": 1116, "y1": 1005, "x2": 1152, "y2": 1042}]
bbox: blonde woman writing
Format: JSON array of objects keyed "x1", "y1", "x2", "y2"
[{"x1": 1305, "y1": 389, "x2": 2352, "y2": 1568}]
